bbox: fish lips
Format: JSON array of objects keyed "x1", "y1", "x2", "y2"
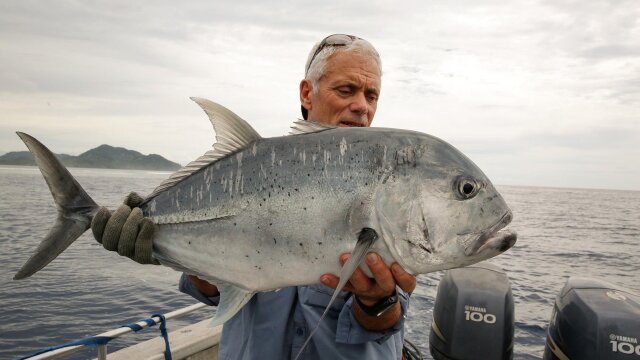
[{"x1": 464, "y1": 212, "x2": 517, "y2": 256}]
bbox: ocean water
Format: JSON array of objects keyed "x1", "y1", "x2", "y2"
[{"x1": 0, "y1": 166, "x2": 638, "y2": 359}]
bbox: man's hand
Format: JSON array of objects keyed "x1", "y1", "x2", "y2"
[
  {"x1": 187, "y1": 275, "x2": 220, "y2": 297},
  {"x1": 320, "y1": 252, "x2": 416, "y2": 331},
  {"x1": 91, "y1": 192, "x2": 159, "y2": 265}
]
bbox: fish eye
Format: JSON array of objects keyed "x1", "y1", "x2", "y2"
[{"x1": 455, "y1": 177, "x2": 481, "y2": 200}]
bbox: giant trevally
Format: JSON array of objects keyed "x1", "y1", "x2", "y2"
[{"x1": 13, "y1": 98, "x2": 517, "y2": 354}]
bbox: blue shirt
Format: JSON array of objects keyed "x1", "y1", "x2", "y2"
[{"x1": 179, "y1": 274, "x2": 409, "y2": 360}]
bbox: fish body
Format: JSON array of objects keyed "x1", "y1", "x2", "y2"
[
  {"x1": 147, "y1": 127, "x2": 513, "y2": 292},
  {"x1": 13, "y1": 98, "x2": 517, "y2": 346}
]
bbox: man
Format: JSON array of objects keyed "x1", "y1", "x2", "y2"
[{"x1": 93, "y1": 34, "x2": 416, "y2": 359}]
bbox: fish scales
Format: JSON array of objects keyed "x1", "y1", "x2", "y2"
[{"x1": 146, "y1": 129, "x2": 406, "y2": 291}]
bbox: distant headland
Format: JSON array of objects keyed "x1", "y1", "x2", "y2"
[{"x1": 0, "y1": 145, "x2": 181, "y2": 171}]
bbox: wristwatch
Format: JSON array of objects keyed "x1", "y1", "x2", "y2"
[{"x1": 355, "y1": 289, "x2": 399, "y2": 317}]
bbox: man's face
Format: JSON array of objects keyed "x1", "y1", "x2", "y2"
[{"x1": 300, "y1": 51, "x2": 381, "y2": 128}]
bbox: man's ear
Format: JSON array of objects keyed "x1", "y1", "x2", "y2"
[{"x1": 300, "y1": 79, "x2": 312, "y2": 112}]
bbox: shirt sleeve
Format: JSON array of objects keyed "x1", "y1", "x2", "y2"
[
  {"x1": 178, "y1": 273, "x2": 221, "y2": 306},
  {"x1": 335, "y1": 289, "x2": 410, "y2": 344}
]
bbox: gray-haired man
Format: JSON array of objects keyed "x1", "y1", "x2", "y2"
[{"x1": 95, "y1": 34, "x2": 416, "y2": 359}]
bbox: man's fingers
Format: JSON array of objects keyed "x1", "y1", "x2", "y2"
[
  {"x1": 365, "y1": 253, "x2": 396, "y2": 294},
  {"x1": 325, "y1": 253, "x2": 412, "y2": 298},
  {"x1": 320, "y1": 274, "x2": 356, "y2": 292},
  {"x1": 320, "y1": 274, "x2": 338, "y2": 288},
  {"x1": 118, "y1": 207, "x2": 143, "y2": 258},
  {"x1": 102, "y1": 205, "x2": 131, "y2": 251},
  {"x1": 91, "y1": 207, "x2": 111, "y2": 244},
  {"x1": 344, "y1": 263, "x2": 375, "y2": 293},
  {"x1": 134, "y1": 218, "x2": 157, "y2": 264},
  {"x1": 124, "y1": 192, "x2": 144, "y2": 208},
  {"x1": 391, "y1": 263, "x2": 417, "y2": 293}
]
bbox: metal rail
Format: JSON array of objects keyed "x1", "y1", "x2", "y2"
[{"x1": 24, "y1": 302, "x2": 208, "y2": 360}]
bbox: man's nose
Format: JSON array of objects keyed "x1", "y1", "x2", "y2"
[{"x1": 349, "y1": 92, "x2": 368, "y2": 115}]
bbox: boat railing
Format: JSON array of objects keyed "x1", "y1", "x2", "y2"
[{"x1": 20, "y1": 302, "x2": 208, "y2": 360}]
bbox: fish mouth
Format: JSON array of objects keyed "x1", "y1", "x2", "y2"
[{"x1": 463, "y1": 212, "x2": 517, "y2": 256}]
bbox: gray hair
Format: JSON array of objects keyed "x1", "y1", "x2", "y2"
[{"x1": 304, "y1": 38, "x2": 382, "y2": 94}]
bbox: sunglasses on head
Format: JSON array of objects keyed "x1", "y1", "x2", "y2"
[{"x1": 305, "y1": 34, "x2": 361, "y2": 75}]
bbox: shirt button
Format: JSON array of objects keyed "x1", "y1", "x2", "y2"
[{"x1": 296, "y1": 327, "x2": 304, "y2": 336}]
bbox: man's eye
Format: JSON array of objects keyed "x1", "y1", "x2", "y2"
[
  {"x1": 367, "y1": 94, "x2": 378, "y2": 102},
  {"x1": 337, "y1": 87, "x2": 353, "y2": 95}
]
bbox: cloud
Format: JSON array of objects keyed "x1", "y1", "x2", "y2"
[{"x1": 0, "y1": 0, "x2": 638, "y2": 190}]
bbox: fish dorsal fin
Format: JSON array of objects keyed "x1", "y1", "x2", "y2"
[
  {"x1": 147, "y1": 98, "x2": 262, "y2": 199},
  {"x1": 192, "y1": 97, "x2": 263, "y2": 149},
  {"x1": 293, "y1": 228, "x2": 379, "y2": 360},
  {"x1": 289, "y1": 119, "x2": 336, "y2": 135}
]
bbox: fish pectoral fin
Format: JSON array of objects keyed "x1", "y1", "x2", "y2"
[
  {"x1": 293, "y1": 227, "x2": 379, "y2": 360},
  {"x1": 209, "y1": 283, "x2": 254, "y2": 328}
]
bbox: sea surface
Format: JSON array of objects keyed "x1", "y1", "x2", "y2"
[{"x1": 0, "y1": 166, "x2": 638, "y2": 359}]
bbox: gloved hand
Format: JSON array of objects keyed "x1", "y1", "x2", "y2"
[{"x1": 91, "y1": 192, "x2": 159, "y2": 265}]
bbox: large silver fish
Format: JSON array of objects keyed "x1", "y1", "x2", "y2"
[{"x1": 14, "y1": 97, "x2": 516, "y2": 337}]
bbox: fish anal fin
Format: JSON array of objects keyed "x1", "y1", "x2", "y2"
[
  {"x1": 293, "y1": 228, "x2": 379, "y2": 360},
  {"x1": 209, "y1": 283, "x2": 255, "y2": 328}
]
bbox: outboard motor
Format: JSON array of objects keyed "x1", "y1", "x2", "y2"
[
  {"x1": 543, "y1": 277, "x2": 640, "y2": 360},
  {"x1": 429, "y1": 262, "x2": 514, "y2": 360}
]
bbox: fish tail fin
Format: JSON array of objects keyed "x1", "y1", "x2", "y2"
[{"x1": 13, "y1": 132, "x2": 99, "y2": 280}]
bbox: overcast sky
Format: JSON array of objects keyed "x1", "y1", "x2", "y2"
[{"x1": 1, "y1": 0, "x2": 638, "y2": 191}]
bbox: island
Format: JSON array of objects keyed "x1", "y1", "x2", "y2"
[{"x1": 0, "y1": 144, "x2": 181, "y2": 171}]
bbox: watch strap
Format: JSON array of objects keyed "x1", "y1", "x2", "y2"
[{"x1": 355, "y1": 289, "x2": 399, "y2": 317}]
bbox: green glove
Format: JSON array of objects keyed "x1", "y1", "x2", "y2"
[{"x1": 91, "y1": 192, "x2": 159, "y2": 265}]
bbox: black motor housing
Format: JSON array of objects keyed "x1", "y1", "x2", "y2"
[
  {"x1": 429, "y1": 262, "x2": 514, "y2": 360},
  {"x1": 543, "y1": 277, "x2": 640, "y2": 360}
]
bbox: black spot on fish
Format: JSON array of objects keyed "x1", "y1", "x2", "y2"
[
  {"x1": 317, "y1": 242, "x2": 323, "y2": 245},
  {"x1": 299, "y1": 243, "x2": 303, "y2": 247},
  {"x1": 274, "y1": 238, "x2": 277, "y2": 244}
]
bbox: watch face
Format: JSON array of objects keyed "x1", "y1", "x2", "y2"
[{"x1": 375, "y1": 295, "x2": 399, "y2": 317}]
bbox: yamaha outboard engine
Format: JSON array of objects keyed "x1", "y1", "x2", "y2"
[
  {"x1": 429, "y1": 262, "x2": 514, "y2": 360},
  {"x1": 543, "y1": 277, "x2": 640, "y2": 360}
]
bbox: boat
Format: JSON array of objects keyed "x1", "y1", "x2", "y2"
[
  {"x1": 17, "y1": 262, "x2": 640, "y2": 360},
  {"x1": 17, "y1": 303, "x2": 221, "y2": 360}
]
